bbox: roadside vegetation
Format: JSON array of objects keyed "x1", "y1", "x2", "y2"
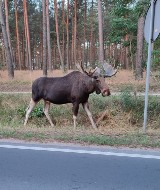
[{"x1": 1, "y1": 88, "x2": 160, "y2": 148}]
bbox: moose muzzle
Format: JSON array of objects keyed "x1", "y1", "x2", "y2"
[{"x1": 102, "y1": 89, "x2": 111, "y2": 97}]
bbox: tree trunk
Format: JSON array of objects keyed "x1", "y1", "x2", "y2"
[
  {"x1": 62, "y1": 0, "x2": 65, "y2": 70},
  {"x1": 125, "y1": 34, "x2": 129, "y2": 69},
  {"x1": 90, "y1": 0, "x2": 94, "y2": 67},
  {"x1": 135, "y1": 16, "x2": 145, "y2": 80},
  {"x1": 23, "y1": 0, "x2": 32, "y2": 70},
  {"x1": 129, "y1": 38, "x2": 134, "y2": 71},
  {"x1": 22, "y1": 30, "x2": 25, "y2": 69},
  {"x1": 71, "y1": 21, "x2": 74, "y2": 69},
  {"x1": 46, "y1": 0, "x2": 52, "y2": 72},
  {"x1": 14, "y1": 0, "x2": 21, "y2": 70},
  {"x1": 1, "y1": 37, "x2": 5, "y2": 68},
  {"x1": 24, "y1": 3, "x2": 28, "y2": 69},
  {"x1": 73, "y1": 0, "x2": 77, "y2": 66},
  {"x1": 43, "y1": 0, "x2": 47, "y2": 76},
  {"x1": 4, "y1": 0, "x2": 14, "y2": 67},
  {"x1": 0, "y1": 0, "x2": 14, "y2": 79},
  {"x1": 83, "y1": 0, "x2": 86, "y2": 65},
  {"x1": 97, "y1": 0, "x2": 104, "y2": 65},
  {"x1": 54, "y1": 0, "x2": 64, "y2": 72},
  {"x1": 66, "y1": 0, "x2": 69, "y2": 70}
]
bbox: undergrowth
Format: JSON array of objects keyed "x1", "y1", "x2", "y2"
[
  {"x1": 0, "y1": 91, "x2": 160, "y2": 128},
  {"x1": 0, "y1": 91, "x2": 160, "y2": 147}
]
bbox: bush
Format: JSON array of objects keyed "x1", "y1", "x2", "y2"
[{"x1": 119, "y1": 87, "x2": 160, "y2": 126}]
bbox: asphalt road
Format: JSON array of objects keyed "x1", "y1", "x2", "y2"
[{"x1": 0, "y1": 142, "x2": 160, "y2": 190}]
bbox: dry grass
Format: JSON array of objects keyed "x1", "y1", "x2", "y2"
[{"x1": 0, "y1": 69, "x2": 160, "y2": 93}]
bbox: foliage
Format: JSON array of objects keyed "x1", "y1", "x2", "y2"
[
  {"x1": 109, "y1": 0, "x2": 136, "y2": 44},
  {"x1": 120, "y1": 87, "x2": 144, "y2": 123},
  {"x1": 134, "y1": 0, "x2": 150, "y2": 17},
  {"x1": 0, "y1": 0, "x2": 160, "y2": 78},
  {"x1": 17, "y1": 105, "x2": 44, "y2": 118},
  {"x1": 120, "y1": 87, "x2": 160, "y2": 125},
  {"x1": 152, "y1": 49, "x2": 160, "y2": 69}
]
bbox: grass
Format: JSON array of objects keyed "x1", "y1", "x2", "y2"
[
  {"x1": 1, "y1": 92, "x2": 160, "y2": 148},
  {"x1": 58, "y1": 134, "x2": 160, "y2": 148}
]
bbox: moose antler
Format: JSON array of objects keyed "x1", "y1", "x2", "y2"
[
  {"x1": 76, "y1": 61, "x2": 88, "y2": 74},
  {"x1": 76, "y1": 61, "x2": 117, "y2": 78},
  {"x1": 76, "y1": 61, "x2": 98, "y2": 76},
  {"x1": 102, "y1": 62, "x2": 118, "y2": 77}
]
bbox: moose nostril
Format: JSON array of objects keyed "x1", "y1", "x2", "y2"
[{"x1": 102, "y1": 89, "x2": 111, "y2": 96}]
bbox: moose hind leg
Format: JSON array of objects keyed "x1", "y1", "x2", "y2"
[
  {"x1": 82, "y1": 102, "x2": 97, "y2": 129},
  {"x1": 24, "y1": 98, "x2": 37, "y2": 125},
  {"x1": 43, "y1": 101, "x2": 54, "y2": 127}
]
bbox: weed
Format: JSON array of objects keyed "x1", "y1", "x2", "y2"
[
  {"x1": 17, "y1": 106, "x2": 27, "y2": 117},
  {"x1": 31, "y1": 106, "x2": 44, "y2": 117}
]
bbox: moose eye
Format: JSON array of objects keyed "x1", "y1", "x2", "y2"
[
  {"x1": 93, "y1": 76, "x2": 98, "y2": 79},
  {"x1": 96, "y1": 80, "x2": 101, "y2": 83}
]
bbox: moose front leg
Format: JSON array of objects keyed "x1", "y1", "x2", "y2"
[
  {"x1": 72, "y1": 103, "x2": 79, "y2": 129},
  {"x1": 82, "y1": 102, "x2": 97, "y2": 129}
]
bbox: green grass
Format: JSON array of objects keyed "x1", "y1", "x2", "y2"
[
  {"x1": 1, "y1": 92, "x2": 160, "y2": 147},
  {"x1": 51, "y1": 133, "x2": 160, "y2": 148}
]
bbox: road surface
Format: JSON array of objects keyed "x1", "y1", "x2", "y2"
[{"x1": 0, "y1": 141, "x2": 160, "y2": 190}]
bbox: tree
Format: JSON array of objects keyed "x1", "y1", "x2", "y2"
[
  {"x1": 97, "y1": 0, "x2": 104, "y2": 65},
  {"x1": 135, "y1": 16, "x2": 144, "y2": 79},
  {"x1": 73, "y1": 0, "x2": 77, "y2": 65},
  {"x1": 47, "y1": 1, "x2": 52, "y2": 72},
  {"x1": 14, "y1": 0, "x2": 21, "y2": 70},
  {"x1": 89, "y1": 0, "x2": 94, "y2": 67},
  {"x1": 83, "y1": 0, "x2": 87, "y2": 65},
  {"x1": 54, "y1": 0, "x2": 64, "y2": 72},
  {"x1": 0, "y1": 0, "x2": 14, "y2": 79},
  {"x1": 135, "y1": 0, "x2": 150, "y2": 79},
  {"x1": 0, "y1": 0, "x2": 153, "y2": 74},
  {"x1": 66, "y1": 0, "x2": 70, "y2": 70},
  {"x1": 4, "y1": 0, "x2": 14, "y2": 66},
  {"x1": 23, "y1": 0, "x2": 32, "y2": 70},
  {"x1": 43, "y1": 0, "x2": 47, "y2": 76}
]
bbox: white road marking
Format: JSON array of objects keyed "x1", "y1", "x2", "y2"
[{"x1": 0, "y1": 144, "x2": 160, "y2": 160}]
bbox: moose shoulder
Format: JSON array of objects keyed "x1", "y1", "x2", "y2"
[{"x1": 24, "y1": 63, "x2": 117, "y2": 129}]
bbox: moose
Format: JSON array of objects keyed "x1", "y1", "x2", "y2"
[{"x1": 24, "y1": 62, "x2": 117, "y2": 129}]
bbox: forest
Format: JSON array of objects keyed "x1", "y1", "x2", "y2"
[{"x1": 0, "y1": 0, "x2": 160, "y2": 80}]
